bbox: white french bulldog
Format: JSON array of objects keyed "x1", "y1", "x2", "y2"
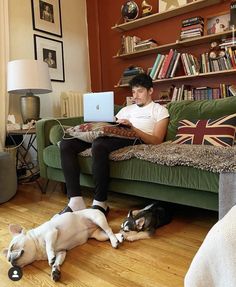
[{"x1": 3, "y1": 208, "x2": 124, "y2": 281}]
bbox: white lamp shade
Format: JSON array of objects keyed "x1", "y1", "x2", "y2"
[{"x1": 7, "y1": 59, "x2": 52, "y2": 94}]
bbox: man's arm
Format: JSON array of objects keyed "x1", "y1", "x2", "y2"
[{"x1": 117, "y1": 118, "x2": 169, "y2": 145}]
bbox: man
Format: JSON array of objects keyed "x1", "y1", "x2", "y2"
[{"x1": 59, "y1": 73, "x2": 169, "y2": 215}]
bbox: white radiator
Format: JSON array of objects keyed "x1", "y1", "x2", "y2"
[{"x1": 60, "y1": 91, "x2": 84, "y2": 117}]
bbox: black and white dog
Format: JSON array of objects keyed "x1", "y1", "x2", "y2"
[
  {"x1": 120, "y1": 203, "x2": 172, "y2": 241},
  {"x1": 3, "y1": 209, "x2": 124, "y2": 281}
]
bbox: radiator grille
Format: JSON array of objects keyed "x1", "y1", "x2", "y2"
[{"x1": 60, "y1": 91, "x2": 84, "y2": 117}]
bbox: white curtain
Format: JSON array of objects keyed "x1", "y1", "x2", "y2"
[{"x1": 0, "y1": 0, "x2": 9, "y2": 151}]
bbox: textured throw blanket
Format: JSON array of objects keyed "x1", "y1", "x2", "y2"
[
  {"x1": 185, "y1": 205, "x2": 236, "y2": 287},
  {"x1": 80, "y1": 142, "x2": 236, "y2": 173}
]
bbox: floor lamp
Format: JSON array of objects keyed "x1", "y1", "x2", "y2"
[{"x1": 7, "y1": 59, "x2": 52, "y2": 123}]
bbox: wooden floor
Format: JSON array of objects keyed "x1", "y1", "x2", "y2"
[{"x1": 0, "y1": 180, "x2": 218, "y2": 287}]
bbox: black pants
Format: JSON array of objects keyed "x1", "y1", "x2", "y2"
[{"x1": 60, "y1": 136, "x2": 141, "y2": 201}]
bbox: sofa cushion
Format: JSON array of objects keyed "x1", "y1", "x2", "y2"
[
  {"x1": 172, "y1": 113, "x2": 236, "y2": 146},
  {"x1": 166, "y1": 96, "x2": 236, "y2": 141},
  {"x1": 66, "y1": 123, "x2": 136, "y2": 143},
  {"x1": 43, "y1": 145, "x2": 219, "y2": 194},
  {"x1": 49, "y1": 124, "x2": 71, "y2": 145}
]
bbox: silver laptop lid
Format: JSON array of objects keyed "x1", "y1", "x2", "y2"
[{"x1": 83, "y1": 91, "x2": 115, "y2": 122}]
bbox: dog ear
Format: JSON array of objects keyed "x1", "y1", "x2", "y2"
[
  {"x1": 2, "y1": 248, "x2": 8, "y2": 257},
  {"x1": 9, "y1": 224, "x2": 23, "y2": 236},
  {"x1": 135, "y1": 217, "x2": 145, "y2": 230},
  {"x1": 127, "y1": 210, "x2": 133, "y2": 218},
  {"x1": 132, "y1": 209, "x2": 140, "y2": 217}
]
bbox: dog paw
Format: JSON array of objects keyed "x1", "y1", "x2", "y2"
[
  {"x1": 115, "y1": 233, "x2": 124, "y2": 243},
  {"x1": 51, "y1": 268, "x2": 61, "y2": 282},
  {"x1": 110, "y1": 236, "x2": 119, "y2": 248}
]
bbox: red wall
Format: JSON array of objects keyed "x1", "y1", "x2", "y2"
[{"x1": 86, "y1": 0, "x2": 236, "y2": 105}]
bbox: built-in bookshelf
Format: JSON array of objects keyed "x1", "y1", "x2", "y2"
[
  {"x1": 111, "y1": 0, "x2": 222, "y2": 32},
  {"x1": 115, "y1": 69, "x2": 236, "y2": 88},
  {"x1": 113, "y1": 0, "x2": 236, "y2": 94},
  {"x1": 114, "y1": 30, "x2": 234, "y2": 59}
]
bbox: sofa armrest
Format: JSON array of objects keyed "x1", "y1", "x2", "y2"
[{"x1": 36, "y1": 117, "x2": 84, "y2": 178}]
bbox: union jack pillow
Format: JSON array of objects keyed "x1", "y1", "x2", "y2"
[{"x1": 172, "y1": 113, "x2": 236, "y2": 147}]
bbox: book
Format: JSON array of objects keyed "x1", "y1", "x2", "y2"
[
  {"x1": 182, "y1": 16, "x2": 203, "y2": 24},
  {"x1": 160, "y1": 49, "x2": 175, "y2": 79},
  {"x1": 170, "y1": 52, "x2": 181, "y2": 78},
  {"x1": 157, "y1": 54, "x2": 168, "y2": 79},
  {"x1": 181, "y1": 23, "x2": 204, "y2": 31},
  {"x1": 229, "y1": 85, "x2": 236, "y2": 96},
  {"x1": 165, "y1": 50, "x2": 178, "y2": 78},
  {"x1": 149, "y1": 54, "x2": 162, "y2": 79},
  {"x1": 153, "y1": 55, "x2": 165, "y2": 80},
  {"x1": 133, "y1": 42, "x2": 157, "y2": 51}
]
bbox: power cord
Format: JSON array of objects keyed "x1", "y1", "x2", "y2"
[{"x1": 4, "y1": 121, "x2": 36, "y2": 152}]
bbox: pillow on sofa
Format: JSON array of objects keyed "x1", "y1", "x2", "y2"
[
  {"x1": 166, "y1": 96, "x2": 236, "y2": 141},
  {"x1": 172, "y1": 113, "x2": 236, "y2": 147},
  {"x1": 66, "y1": 122, "x2": 137, "y2": 143}
]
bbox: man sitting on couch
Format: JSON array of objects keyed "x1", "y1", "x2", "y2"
[{"x1": 58, "y1": 73, "x2": 170, "y2": 215}]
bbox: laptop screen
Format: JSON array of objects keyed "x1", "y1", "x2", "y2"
[{"x1": 83, "y1": 91, "x2": 115, "y2": 122}]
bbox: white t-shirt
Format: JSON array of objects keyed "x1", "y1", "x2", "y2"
[{"x1": 116, "y1": 101, "x2": 169, "y2": 135}]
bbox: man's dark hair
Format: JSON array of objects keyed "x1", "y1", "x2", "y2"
[{"x1": 129, "y1": 73, "x2": 153, "y2": 90}]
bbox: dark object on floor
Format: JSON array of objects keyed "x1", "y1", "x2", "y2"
[{"x1": 120, "y1": 202, "x2": 172, "y2": 241}]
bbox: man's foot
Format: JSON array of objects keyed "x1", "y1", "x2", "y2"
[
  {"x1": 91, "y1": 205, "x2": 110, "y2": 216},
  {"x1": 58, "y1": 205, "x2": 73, "y2": 215}
]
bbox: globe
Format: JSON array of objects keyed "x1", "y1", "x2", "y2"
[{"x1": 121, "y1": 1, "x2": 139, "y2": 21}]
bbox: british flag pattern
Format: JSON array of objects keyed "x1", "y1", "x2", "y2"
[{"x1": 172, "y1": 113, "x2": 236, "y2": 147}]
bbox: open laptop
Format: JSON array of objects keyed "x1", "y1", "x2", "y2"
[{"x1": 83, "y1": 91, "x2": 115, "y2": 122}]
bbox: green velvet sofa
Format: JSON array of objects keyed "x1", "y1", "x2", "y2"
[{"x1": 36, "y1": 96, "x2": 236, "y2": 211}]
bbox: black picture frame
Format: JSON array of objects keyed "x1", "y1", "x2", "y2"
[
  {"x1": 34, "y1": 34, "x2": 65, "y2": 82},
  {"x1": 31, "y1": 0, "x2": 62, "y2": 37}
]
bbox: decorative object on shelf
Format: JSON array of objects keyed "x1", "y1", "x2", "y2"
[
  {"x1": 141, "y1": 0, "x2": 152, "y2": 17},
  {"x1": 31, "y1": 0, "x2": 62, "y2": 37},
  {"x1": 34, "y1": 34, "x2": 65, "y2": 82},
  {"x1": 121, "y1": 1, "x2": 139, "y2": 22},
  {"x1": 206, "y1": 13, "x2": 230, "y2": 35},
  {"x1": 7, "y1": 59, "x2": 52, "y2": 123},
  {"x1": 158, "y1": 0, "x2": 187, "y2": 13},
  {"x1": 208, "y1": 41, "x2": 225, "y2": 59}
]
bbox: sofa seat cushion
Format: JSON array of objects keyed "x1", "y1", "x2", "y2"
[{"x1": 43, "y1": 145, "x2": 218, "y2": 193}]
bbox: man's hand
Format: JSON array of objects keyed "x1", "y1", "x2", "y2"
[{"x1": 116, "y1": 119, "x2": 133, "y2": 128}]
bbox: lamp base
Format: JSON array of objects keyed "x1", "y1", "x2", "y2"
[{"x1": 20, "y1": 93, "x2": 40, "y2": 123}]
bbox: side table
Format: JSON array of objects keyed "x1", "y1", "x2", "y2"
[{"x1": 6, "y1": 128, "x2": 43, "y2": 192}]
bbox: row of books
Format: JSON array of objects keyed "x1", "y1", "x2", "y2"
[
  {"x1": 181, "y1": 53, "x2": 200, "y2": 75},
  {"x1": 200, "y1": 46, "x2": 236, "y2": 73},
  {"x1": 149, "y1": 44, "x2": 236, "y2": 81},
  {"x1": 170, "y1": 84, "x2": 236, "y2": 102},
  {"x1": 149, "y1": 49, "x2": 201, "y2": 80},
  {"x1": 180, "y1": 16, "x2": 204, "y2": 40},
  {"x1": 149, "y1": 49, "x2": 181, "y2": 80},
  {"x1": 120, "y1": 35, "x2": 157, "y2": 54}
]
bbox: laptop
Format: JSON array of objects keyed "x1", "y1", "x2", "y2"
[{"x1": 83, "y1": 91, "x2": 115, "y2": 122}]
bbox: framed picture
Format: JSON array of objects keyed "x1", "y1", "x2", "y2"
[
  {"x1": 206, "y1": 13, "x2": 230, "y2": 35},
  {"x1": 31, "y1": 0, "x2": 62, "y2": 37},
  {"x1": 34, "y1": 34, "x2": 65, "y2": 82},
  {"x1": 159, "y1": 0, "x2": 187, "y2": 13}
]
